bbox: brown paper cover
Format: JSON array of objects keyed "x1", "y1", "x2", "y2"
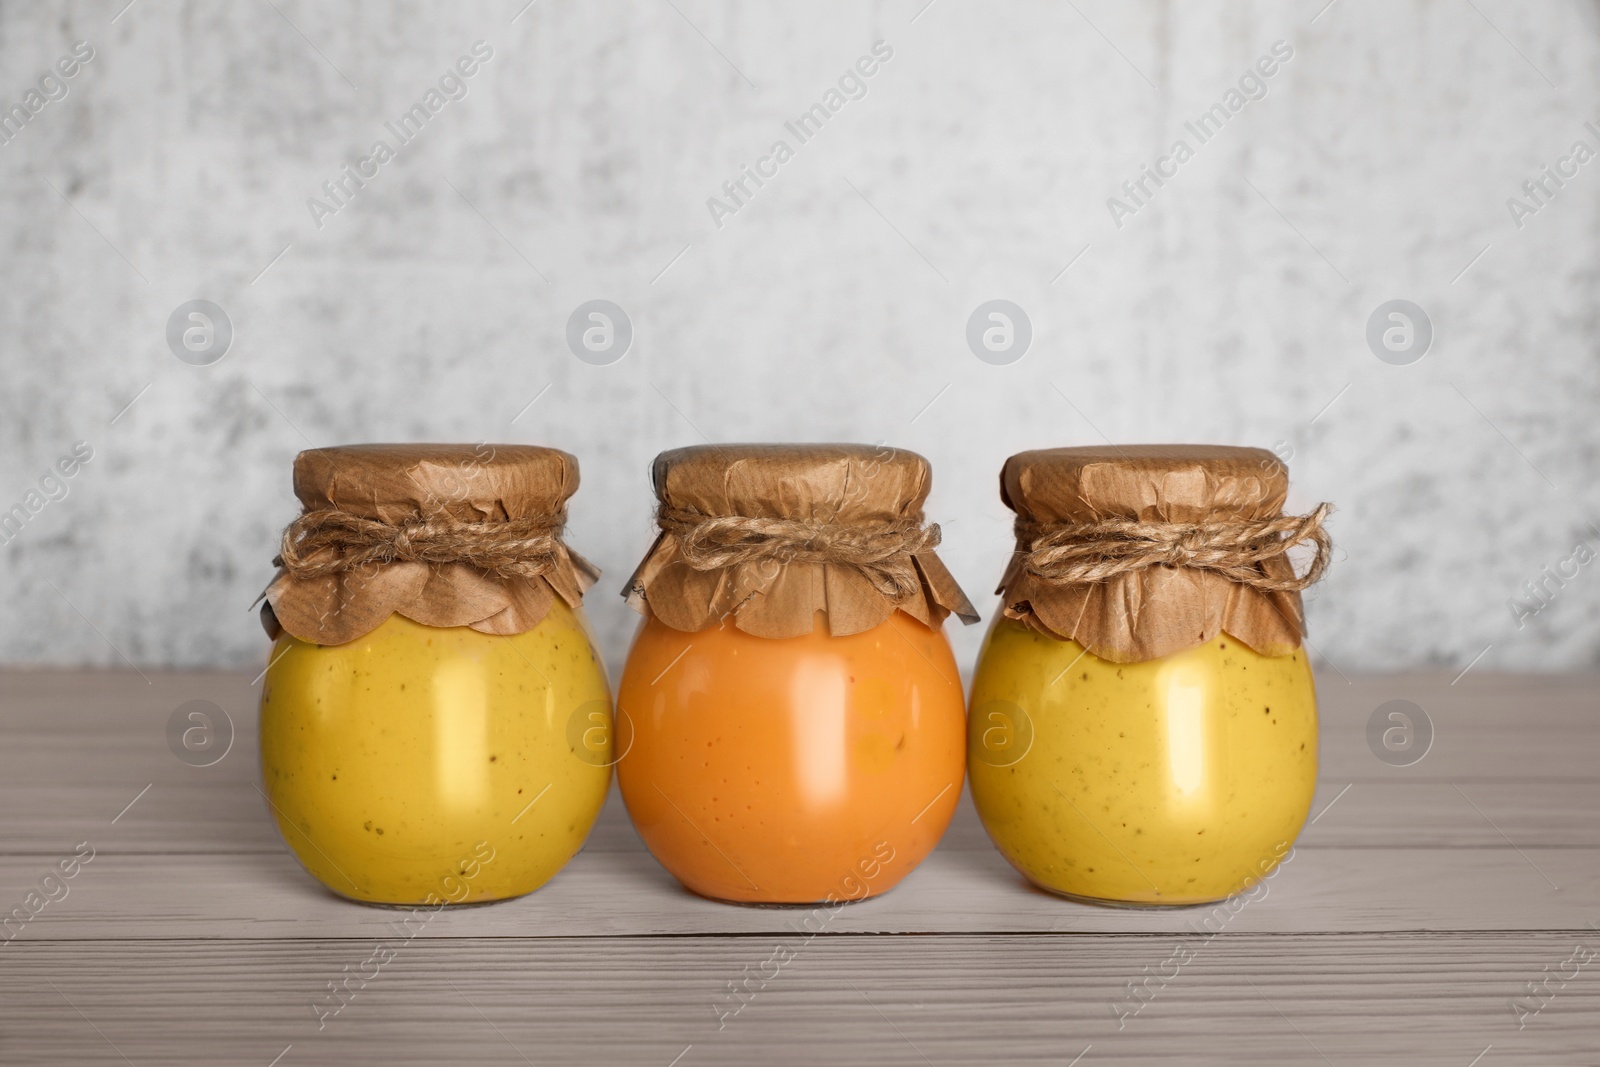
[
  {"x1": 624, "y1": 444, "x2": 978, "y2": 638},
  {"x1": 263, "y1": 444, "x2": 600, "y2": 645},
  {"x1": 997, "y1": 445, "x2": 1308, "y2": 663}
]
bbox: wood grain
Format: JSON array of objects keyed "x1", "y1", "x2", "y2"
[
  {"x1": 1, "y1": 936, "x2": 1595, "y2": 1066},
  {"x1": 1, "y1": 669, "x2": 1596, "y2": 1064}
]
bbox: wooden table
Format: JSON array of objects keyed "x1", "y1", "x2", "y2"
[{"x1": 1, "y1": 669, "x2": 1595, "y2": 1065}]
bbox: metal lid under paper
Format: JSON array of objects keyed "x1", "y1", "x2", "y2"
[
  {"x1": 262, "y1": 444, "x2": 600, "y2": 645},
  {"x1": 997, "y1": 444, "x2": 1319, "y2": 663},
  {"x1": 624, "y1": 443, "x2": 979, "y2": 638}
]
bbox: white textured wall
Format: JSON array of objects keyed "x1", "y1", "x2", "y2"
[{"x1": 1, "y1": 0, "x2": 1597, "y2": 675}]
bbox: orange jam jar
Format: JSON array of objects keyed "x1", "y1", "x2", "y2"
[
  {"x1": 969, "y1": 446, "x2": 1333, "y2": 906},
  {"x1": 258, "y1": 444, "x2": 612, "y2": 906},
  {"x1": 615, "y1": 444, "x2": 978, "y2": 904}
]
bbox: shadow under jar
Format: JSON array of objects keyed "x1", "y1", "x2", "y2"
[
  {"x1": 969, "y1": 445, "x2": 1334, "y2": 907},
  {"x1": 616, "y1": 444, "x2": 979, "y2": 905},
  {"x1": 258, "y1": 444, "x2": 612, "y2": 906}
]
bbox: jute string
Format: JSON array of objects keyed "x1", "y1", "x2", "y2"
[
  {"x1": 655, "y1": 506, "x2": 941, "y2": 600},
  {"x1": 1015, "y1": 502, "x2": 1333, "y2": 592},
  {"x1": 275, "y1": 508, "x2": 568, "y2": 580}
]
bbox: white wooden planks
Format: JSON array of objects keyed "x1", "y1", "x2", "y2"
[{"x1": 1, "y1": 668, "x2": 1596, "y2": 1065}]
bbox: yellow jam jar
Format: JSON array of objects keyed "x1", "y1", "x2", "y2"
[
  {"x1": 969, "y1": 446, "x2": 1333, "y2": 906},
  {"x1": 258, "y1": 444, "x2": 611, "y2": 905}
]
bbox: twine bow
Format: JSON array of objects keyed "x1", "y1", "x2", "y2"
[
  {"x1": 275, "y1": 508, "x2": 569, "y2": 581},
  {"x1": 656, "y1": 505, "x2": 941, "y2": 601},
  {"x1": 1015, "y1": 502, "x2": 1333, "y2": 593}
]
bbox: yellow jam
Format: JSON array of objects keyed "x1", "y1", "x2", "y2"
[
  {"x1": 260, "y1": 600, "x2": 612, "y2": 905},
  {"x1": 968, "y1": 618, "x2": 1316, "y2": 906}
]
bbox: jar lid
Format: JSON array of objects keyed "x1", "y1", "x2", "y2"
[
  {"x1": 997, "y1": 444, "x2": 1329, "y2": 662},
  {"x1": 625, "y1": 443, "x2": 978, "y2": 638},
  {"x1": 291, "y1": 442, "x2": 580, "y2": 520},
  {"x1": 1002, "y1": 444, "x2": 1289, "y2": 523},
  {"x1": 262, "y1": 444, "x2": 600, "y2": 645}
]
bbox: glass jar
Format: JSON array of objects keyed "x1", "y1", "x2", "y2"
[
  {"x1": 616, "y1": 444, "x2": 978, "y2": 904},
  {"x1": 258, "y1": 444, "x2": 611, "y2": 906},
  {"x1": 969, "y1": 446, "x2": 1332, "y2": 906}
]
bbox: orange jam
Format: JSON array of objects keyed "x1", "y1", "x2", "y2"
[{"x1": 616, "y1": 610, "x2": 965, "y2": 904}]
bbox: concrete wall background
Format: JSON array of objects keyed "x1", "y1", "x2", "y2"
[{"x1": 1, "y1": 0, "x2": 1597, "y2": 677}]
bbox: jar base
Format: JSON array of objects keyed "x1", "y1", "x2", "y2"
[
  {"x1": 1032, "y1": 884, "x2": 1237, "y2": 910},
  {"x1": 689, "y1": 888, "x2": 886, "y2": 909},
  {"x1": 319, "y1": 885, "x2": 545, "y2": 910}
]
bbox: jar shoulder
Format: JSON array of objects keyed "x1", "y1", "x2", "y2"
[
  {"x1": 972, "y1": 617, "x2": 1317, "y2": 712},
  {"x1": 620, "y1": 610, "x2": 961, "y2": 692},
  {"x1": 264, "y1": 601, "x2": 610, "y2": 704}
]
